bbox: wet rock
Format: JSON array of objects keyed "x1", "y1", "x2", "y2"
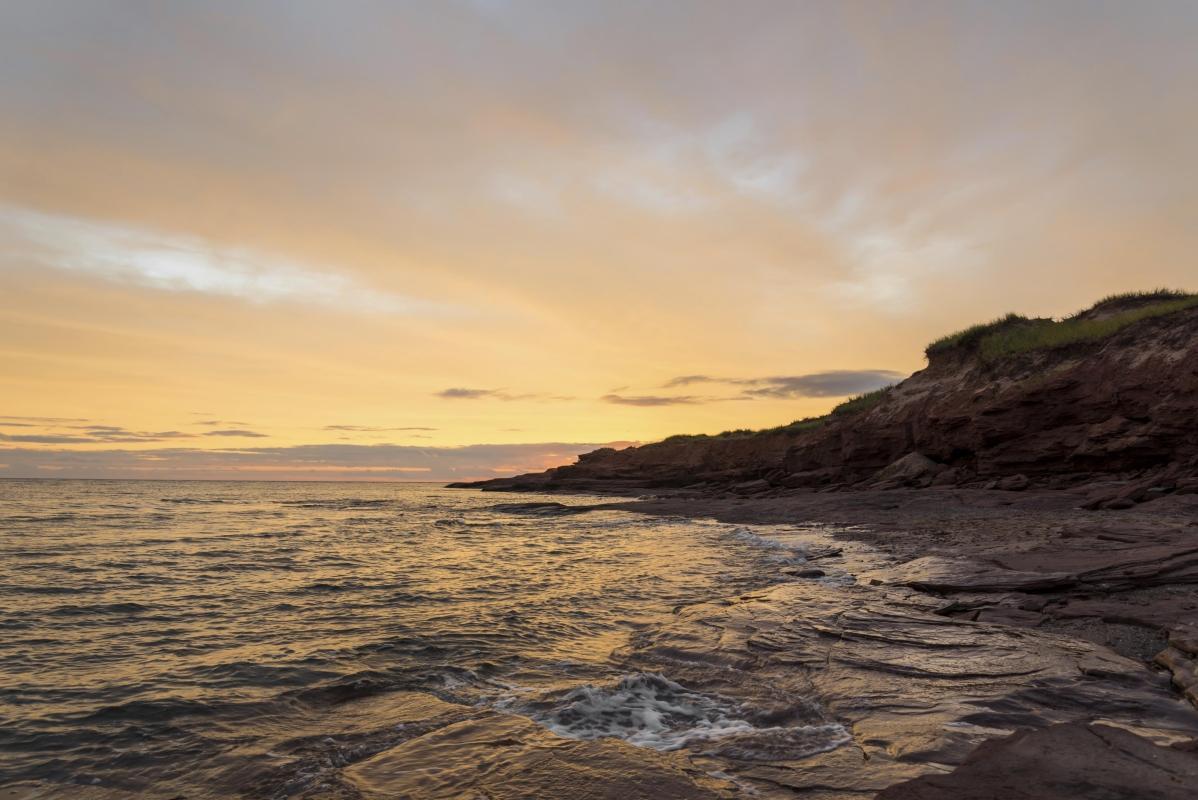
[
  {"x1": 0, "y1": 785, "x2": 145, "y2": 800},
  {"x1": 1156, "y1": 646, "x2": 1198, "y2": 706},
  {"x1": 866, "y1": 555, "x2": 1074, "y2": 592},
  {"x1": 1170, "y1": 622, "x2": 1198, "y2": 654},
  {"x1": 876, "y1": 723, "x2": 1198, "y2": 800},
  {"x1": 783, "y1": 567, "x2": 826, "y2": 579},
  {"x1": 992, "y1": 540, "x2": 1198, "y2": 591},
  {"x1": 617, "y1": 578, "x2": 1198, "y2": 796},
  {"x1": 1156, "y1": 622, "x2": 1198, "y2": 707},
  {"x1": 344, "y1": 714, "x2": 734, "y2": 799}
]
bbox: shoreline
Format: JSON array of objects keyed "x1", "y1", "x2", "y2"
[
  {"x1": 582, "y1": 486, "x2": 1198, "y2": 796},
  {"x1": 602, "y1": 487, "x2": 1198, "y2": 661},
  {"x1": 7, "y1": 484, "x2": 1196, "y2": 798}
]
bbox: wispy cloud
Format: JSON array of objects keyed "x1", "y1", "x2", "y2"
[
  {"x1": 0, "y1": 433, "x2": 99, "y2": 444},
  {"x1": 660, "y1": 370, "x2": 906, "y2": 399},
  {"x1": 1, "y1": 206, "x2": 441, "y2": 315},
  {"x1": 0, "y1": 427, "x2": 195, "y2": 444},
  {"x1": 0, "y1": 441, "x2": 636, "y2": 481},
  {"x1": 202, "y1": 429, "x2": 269, "y2": 438},
  {"x1": 737, "y1": 370, "x2": 905, "y2": 399},
  {"x1": 601, "y1": 394, "x2": 703, "y2": 407},
  {"x1": 324, "y1": 425, "x2": 439, "y2": 432},
  {"x1": 661, "y1": 375, "x2": 719, "y2": 388},
  {"x1": 437, "y1": 388, "x2": 506, "y2": 400},
  {"x1": 435, "y1": 388, "x2": 573, "y2": 402}
]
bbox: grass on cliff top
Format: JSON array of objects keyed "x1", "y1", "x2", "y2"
[
  {"x1": 829, "y1": 386, "x2": 892, "y2": 417},
  {"x1": 926, "y1": 289, "x2": 1198, "y2": 362},
  {"x1": 654, "y1": 387, "x2": 894, "y2": 446},
  {"x1": 657, "y1": 415, "x2": 825, "y2": 445}
]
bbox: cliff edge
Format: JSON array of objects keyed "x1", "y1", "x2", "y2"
[{"x1": 454, "y1": 291, "x2": 1198, "y2": 505}]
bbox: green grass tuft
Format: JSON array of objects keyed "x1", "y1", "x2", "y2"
[
  {"x1": 1083, "y1": 288, "x2": 1193, "y2": 316},
  {"x1": 759, "y1": 416, "x2": 828, "y2": 435},
  {"x1": 652, "y1": 415, "x2": 830, "y2": 447},
  {"x1": 977, "y1": 295, "x2": 1198, "y2": 361},
  {"x1": 830, "y1": 386, "x2": 893, "y2": 417},
  {"x1": 925, "y1": 313, "x2": 1030, "y2": 357},
  {"x1": 926, "y1": 290, "x2": 1197, "y2": 363}
]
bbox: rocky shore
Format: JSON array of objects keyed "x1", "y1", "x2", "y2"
[
  {"x1": 584, "y1": 488, "x2": 1196, "y2": 798},
  {"x1": 456, "y1": 294, "x2": 1198, "y2": 501},
  {"x1": 449, "y1": 293, "x2": 1198, "y2": 797},
  {"x1": 13, "y1": 490, "x2": 1192, "y2": 799}
]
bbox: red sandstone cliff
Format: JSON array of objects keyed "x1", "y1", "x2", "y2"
[{"x1": 455, "y1": 295, "x2": 1198, "y2": 502}]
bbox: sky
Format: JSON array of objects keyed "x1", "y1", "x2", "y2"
[{"x1": 2, "y1": 1, "x2": 1196, "y2": 480}]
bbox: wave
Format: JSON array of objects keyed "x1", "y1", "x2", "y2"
[
  {"x1": 487, "y1": 502, "x2": 598, "y2": 517},
  {"x1": 46, "y1": 602, "x2": 152, "y2": 617},
  {"x1": 160, "y1": 498, "x2": 235, "y2": 505},
  {"x1": 277, "y1": 499, "x2": 395, "y2": 510},
  {"x1": 727, "y1": 527, "x2": 810, "y2": 565},
  {"x1": 522, "y1": 672, "x2": 850, "y2": 759}
]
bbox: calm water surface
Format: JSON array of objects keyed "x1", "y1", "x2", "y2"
[{"x1": 0, "y1": 480, "x2": 816, "y2": 796}]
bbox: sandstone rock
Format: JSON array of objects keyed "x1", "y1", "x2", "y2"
[
  {"x1": 782, "y1": 567, "x2": 826, "y2": 579},
  {"x1": 1104, "y1": 497, "x2": 1138, "y2": 510},
  {"x1": 623, "y1": 578, "x2": 1198, "y2": 796},
  {"x1": 876, "y1": 723, "x2": 1198, "y2": 800},
  {"x1": 457, "y1": 304, "x2": 1198, "y2": 497},
  {"x1": 868, "y1": 555, "x2": 1074, "y2": 593},
  {"x1": 1171, "y1": 622, "x2": 1198, "y2": 655},
  {"x1": 1155, "y1": 646, "x2": 1198, "y2": 706},
  {"x1": 1175, "y1": 477, "x2": 1198, "y2": 495},
  {"x1": 996, "y1": 474, "x2": 1030, "y2": 491},
  {"x1": 930, "y1": 466, "x2": 967, "y2": 486},
  {"x1": 732, "y1": 478, "x2": 771, "y2": 495},
  {"x1": 872, "y1": 453, "x2": 946, "y2": 488},
  {"x1": 345, "y1": 714, "x2": 732, "y2": 799}
]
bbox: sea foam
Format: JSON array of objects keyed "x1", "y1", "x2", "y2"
[{"x1": 526, "y1": 672, "x2": 851, "y2": 759}]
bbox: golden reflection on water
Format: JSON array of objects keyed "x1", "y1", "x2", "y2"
[{"x1": 0, "y1": 480, "x2": 793, "y2": 797}]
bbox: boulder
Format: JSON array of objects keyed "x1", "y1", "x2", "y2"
[{"x1": 872, "y1": 453, "x2": 946, "y2": 488}]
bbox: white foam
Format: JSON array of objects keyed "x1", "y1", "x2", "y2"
[
  {"x1": 727, "y1": 527, "x2": 809, "y2": 563},
  {"x1": 527, "y1": 673, "x2": 850, "y2": 759}
]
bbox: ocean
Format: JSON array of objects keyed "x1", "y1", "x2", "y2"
[{"x1": 0, "y1": 480, "x2": 840, "y2": 797}]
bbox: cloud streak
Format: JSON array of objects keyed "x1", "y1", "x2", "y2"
[
  {"x1": 660, "y1": 370, "x2": 906, "y2": 399},
  {"x1": 202, "y1": 429, "x2": 269, "y2": 438},
  {"x1": 323, "y1": 425, "x2": 439, "y2": 432},
  {"x1": 0, "y1": 441, "x2": 634, "y2": 481},
  {"x1": 435, "y1": 388, "x2": 573, "y2": 402},
  {"x1": 737, "y1": 371, "x2": 906, "y2": 399},
  {"x1": 1, "y1": 206, "x2": 440, "y2": 315},
  {"x1": 0, "y1": 427, "x2": 197, "y2": 444},
  {"x1": 601, "y1": 394, "x2": 703, "y2": 407}
]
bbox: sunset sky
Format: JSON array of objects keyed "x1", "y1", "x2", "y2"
[{"x1": 2, "y1": 1, "x2": 1196, "y2": 480}]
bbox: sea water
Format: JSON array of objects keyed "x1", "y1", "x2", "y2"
[{"x1": 0, "y1": 480, "x2": 842, "y2": 797}]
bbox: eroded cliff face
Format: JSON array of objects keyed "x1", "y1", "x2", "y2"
[
  {"x1": 457, "y1": 304, "x2": 1198, "y2": 496},
  {"x1": 786, "y1": 303, "x2": 1198, "y2": 486}
]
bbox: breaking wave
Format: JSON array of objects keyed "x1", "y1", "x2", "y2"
[{"x1": 523, "y1": 672, "x2": 850, "y2": 759}]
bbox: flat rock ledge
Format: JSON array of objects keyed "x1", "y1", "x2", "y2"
[{"x1": 877, "y1": 722, "x2": 1198, "y2": 800}]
